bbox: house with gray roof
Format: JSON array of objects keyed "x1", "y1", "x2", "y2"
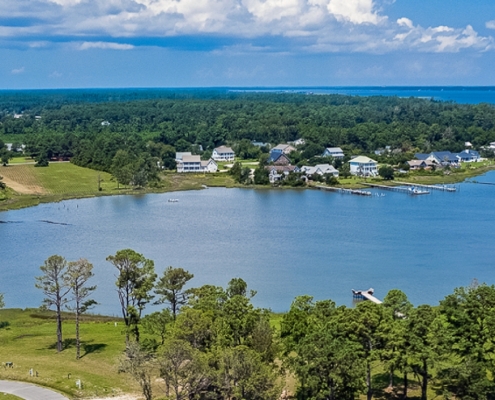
[
  {"x1": 212, "y1": 146, "x2": 235, "y2": 161},
  {"x1": 322, "y1": 147, "x2": 345, "y2": 159}
]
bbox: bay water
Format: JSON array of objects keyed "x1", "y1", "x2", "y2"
[{"x1": 2, "y1": 172, "x2": 495, "y2": 316}]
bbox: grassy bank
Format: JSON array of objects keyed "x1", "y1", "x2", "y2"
[
  {"x1": 0, "y1": 163, "x2": 238, "y2": 212},
  {"x1": 0, "y1": 309, "x2": 136, "y2": 399},
  {"x1": 1, "y1": 160, "x2": 494, "y2": 213}
]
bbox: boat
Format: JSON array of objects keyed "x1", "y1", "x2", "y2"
[
  {"x1": 168, "y1": 199, "x2": 179, "y2": 203},
  {"x1": 409, "y1": 187, "x2": 430, "y2": 195}
]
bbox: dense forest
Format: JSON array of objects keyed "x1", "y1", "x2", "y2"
[
  {"x1": 1, "y1": 90, "x2": 495, "y2": 185},
  {"x1": 32, "y1": 251, "x2": 495, "y2": 400}
]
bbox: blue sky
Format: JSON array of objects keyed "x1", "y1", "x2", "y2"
[{"x1": 1, "y1": 0, "x2": 495, "y2": 88}]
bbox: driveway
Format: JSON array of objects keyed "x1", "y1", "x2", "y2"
[{"x1": 0, "y1": 380, "x2": 69, "y2": 400}]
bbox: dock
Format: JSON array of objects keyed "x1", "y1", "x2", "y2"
[
  {"x1": 361, "y1": 183, "x2": 430, "y2": 195},
  {"x1": 315, "y1": 185, "x2": 372, "y2": 196},
  {"x1": 395, "y1": 181, "x2": 456, "y2": 192},
  {"x1": 352, "y1": 288, "x2": 382, "y2": 304}
]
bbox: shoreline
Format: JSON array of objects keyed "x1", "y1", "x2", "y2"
[{"x1": 1, "y1": 163, "x2": 495, "y2": 213}]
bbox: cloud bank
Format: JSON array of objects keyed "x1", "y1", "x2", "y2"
[{"x1": 0, "y1": 0, "x2": 492, "y2": 53}]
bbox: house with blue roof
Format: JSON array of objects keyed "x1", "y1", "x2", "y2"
[{"x1": 456, "y1": 149, "x2": 480, "y2": 162}]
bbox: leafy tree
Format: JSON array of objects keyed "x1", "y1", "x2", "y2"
[
  {"x1": 119, "y1": 342, "x2": 155, "y2": 400},
  {"x1": 155, "y1": 266, "x2": 194, "y2": 320},
  {"x1": 253, "y1": 167, "x2": 269, "y2": 185},
  {"x1": 65, "y1": 258, "x2": 97, "y2": 359},
  {"x1": 381, "y1": 290, "x2": 412, "y2": 391},
  {"x1": 379, "y1": 165, "x2": 395, "y2": 180},
  {"x1": 106, "y1": 249, "x2": 156, "y2": 343},
  {"x1": 0, "y1": 293, "x2": 4, "y2": 308},
  {"x1": 141, "y1": 309, "x2": 173, "y2": 345},
  {"x1": 35, "y1": 255, "x2": 70, "y2": 352},
  {"x1": 218, "y1": 345, "x2": 280, "y2": 400},
  {"x1": 159, "y1": 338, "x2": 211, "y2": 400},
  {"x1": 111, "y1": 150, "x2": 134, "y2": 188}
]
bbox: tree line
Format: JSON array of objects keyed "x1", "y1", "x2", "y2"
[
  {"x1": 1, "y1": 91, "x2": 495, "y2": 177},
  {"x1": 33, "y1": 250, "x2": 495, "y2": 400}
]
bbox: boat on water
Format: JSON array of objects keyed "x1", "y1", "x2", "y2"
[
  {"x1": 409, "y1": 187, "x2": 430, "y2": 195},
  {"x1": 168, "y1": 199, "x2": 179, "y2": 203}
]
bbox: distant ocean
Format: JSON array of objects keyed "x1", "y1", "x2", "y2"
[
  {"x1": 232, "y1": 86, "x2": 495, "y2": 105},
  {"x1": 2, "y1": 86, "x2": 495, "y2": 106}
]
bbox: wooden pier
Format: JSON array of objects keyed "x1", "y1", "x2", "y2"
[
  {"x1": 395, "y1": 181, "x2": 456, "y2": 192},
  {"x1": 352, "y1": 288, "x2": 383, "y2": 304},
  {"x1": 362, "y1": 183, "x2": 430, "y2": 195},
  {"x1": 315, "y1": 185, "x2": 372, "y2": 196}
]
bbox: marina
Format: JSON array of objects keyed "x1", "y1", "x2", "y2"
[
  {"x1": 362, "y1": 183, "x2": 430, "y2": 195},
  {"x1": 315, "y1": 185, "x2": 372, "y2": 196},
  {"x1": 395, "y1": 181, "x2": 457, "y2": 192}
]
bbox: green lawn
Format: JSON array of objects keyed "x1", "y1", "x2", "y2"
[
  {"x1": 0, "y1": 309, "x2": 138, "y2": 399},
  {"x1": 8, "y1": 157, "x2": 35, "y2": 165},
  {"x1": 0, "y1": 394, "x2": 24, "y2": 400}
]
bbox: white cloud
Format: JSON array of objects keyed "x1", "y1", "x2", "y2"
[
  {"x1": 49, "y1": 70, "x2": 63, "y2": 78},
  {"x1": 486, "y1": 20, "x2": 495, "y2": 30},
  {"x1": 327, "y1": 0, "x2": 385, "y2": 24},
  {"x1": 11, "y1": 67, "x2": 25, "y2": 74},
  {"x1": 78, "y1": 41, "x2": 134, "y2": 50},
  {"x1": 0, "y1": 0, "x2": 493, "y2": 55}
]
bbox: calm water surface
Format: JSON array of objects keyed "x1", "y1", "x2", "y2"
[{"x1": 2, "y1": 172, "x2": 495, "y2": 315}]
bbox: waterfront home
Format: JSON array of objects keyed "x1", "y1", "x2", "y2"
[
  {"x1": 322, "y1": 147, "x2": 345, "y2": 159},
  {"x1": 200, "y1": 159, "x2": 218, "y2": 173},
  {"x1": 265, "y1": 165, "x2": 299, "y2": 183},
  {"x1": 175, "y1": 152, "x2": 192, "y2": 162},
  {"x1": 415, "y1": 151, "x2": 459, "y2": 167},
  {"x1": 177, "y1": 155, "x2": 218, "y2": 173},
  {"x1": 212, "y1": 146, "x2": 235, "y2": 161},
  {"x1": 490, "y1": 142, "x2": 495, "y2": 150},
  {"x1": 177, "y1": 155, "x2": 202, "y2": 173},
  {"x1": 349, "y1": 156, "x2": 378, "y2": 176},
  {"x1": 407, "y1": 160, "x2": 434, "y2": 170},
  {"x1": 269, "y1": 152, "x2": 291, "y2": 165},
  {"x1": 301, "y1": 164, "x2": 339, "y2": 177},
  {"x1": 270, "y1": 144, "x2": 296, "y2": 155},
  {"x1": 457, "y1": 149, "x2": 480, "y2": 162}
]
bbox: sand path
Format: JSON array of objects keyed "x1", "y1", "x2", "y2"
[{"x1": 0, "y1": 174, "x2": 45, "y2": 195}]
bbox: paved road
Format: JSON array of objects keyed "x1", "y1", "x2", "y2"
[{"x1": 0, "y1": 380, "x2": 69, "y2": 400}]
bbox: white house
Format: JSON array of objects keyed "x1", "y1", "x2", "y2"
[
  {"x1": 301, "y1": 164, "x2": 339, "y2": 177},
  {"x1": 177, "y1": 155, "x2": 217, "y2": 173},
  {"x1": 212, "y1": 146, "x2": 235, "y2": 161},
  {"x1": 322, "y1": 147, "x2": 345, "y2": 159},
  {"x1": 349, "y1": 156, "x2": 378, "y2": 176},
  {"x1": 201, "y1": 159, "x2": 218, "y2": 173}
]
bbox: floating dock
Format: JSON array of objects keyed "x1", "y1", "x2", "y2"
[
  {"x1": 352, "y1": 288, "x2": 383, "y2": 304},
  {"x1": 315, "y1": 185, "x2": 372, "y2": 196},
  {"x1": 395, "y1": 181, "x2": 456, "y2": 192},
  {"x1": 362, "y1": 183, "x2": 430, "y2": 195}
]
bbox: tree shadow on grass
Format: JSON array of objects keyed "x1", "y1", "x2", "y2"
[
  {"x1": 81, "y1": 342, "x2": 107, "y2": 358},
  {"x1": 372, "y1": 372, "x2": 422, "y2": 400},
  {"x1": 46, "y1": 338, "x2": 107, "y2": 357}
]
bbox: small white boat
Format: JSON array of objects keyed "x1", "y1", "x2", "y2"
[{"x1": 168, "y1": 199, "x2": 179, "y2": 203}]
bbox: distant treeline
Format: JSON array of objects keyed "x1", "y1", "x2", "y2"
[{"x1": 1, "y1": 90, "x2": 495, "y2": 174}]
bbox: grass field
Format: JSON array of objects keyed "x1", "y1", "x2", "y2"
[
  {"x1": 0, "y1": 309, "x2": 137, "y2": 399},
  {"x1": 0, "y1": 394, "x2": 23, "y2": 400},
  {"x1": 0, "y1": 163, "x2": 114, "y2": 195}
]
